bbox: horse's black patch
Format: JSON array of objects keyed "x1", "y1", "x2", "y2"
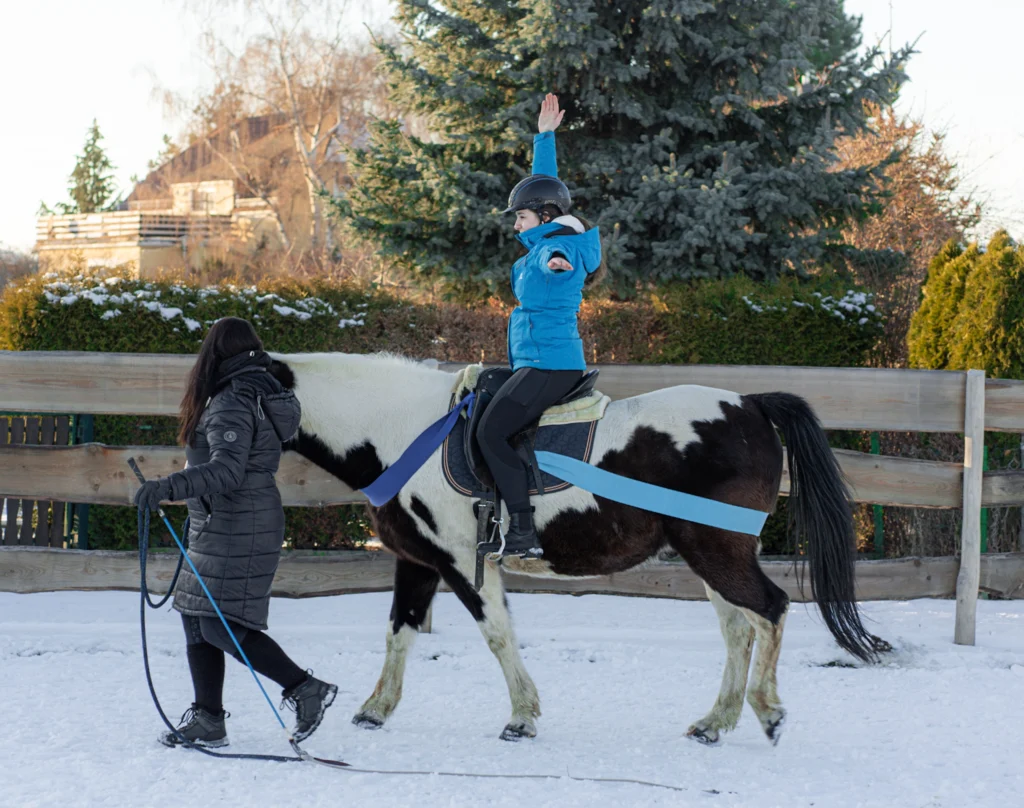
[
  {"x1": 540, "y1": 397, "x2": 788, "y2": 625},
  {"x1": 295, "y1": 431, "x2": 384, "y2": 492},
  {"x1": 374, "y1": 497, "x2": 484, "y2": 622},
  {"x1": 290, "y1": 429, "x2": 484, "y2": 622},
  {"x1": 390, "y1": 559, "x2": 440, "y2": 634},
  {"x1": 410, "y1": 496, "x2": 437, "y2": 534},
  {"x1": 269, "y1": 359, "x2": 296, "y2": 390}
]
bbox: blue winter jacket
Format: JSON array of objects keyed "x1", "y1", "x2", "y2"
[{"x1": 507, "y1": 132, "x2": 602, "y2": 371}]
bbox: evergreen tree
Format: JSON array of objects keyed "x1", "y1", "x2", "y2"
[
  {"x1": 337, "y1": 0, "x2": 910, "y2": 291},
  {"x1": 908, "y1": 232, "x2": 1024, "y2": 378},
  {"x1": 947, "y1": 231, "x2": 1024, "y2": 377},
  {"x1": 44, "y1": 120, "x2": 121, "y2": 215},
  {"x1": 907, "y1": 239, "x2": 972, "y2": 370}
]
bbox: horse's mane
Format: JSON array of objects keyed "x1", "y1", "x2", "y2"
[{"x1": 273, "y1": 350, "x2": 445, "y2": 383}]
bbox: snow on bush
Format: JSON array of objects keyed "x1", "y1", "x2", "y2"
[{"x1": 37, "y1": 273, "x2": 361, "y2": 334}]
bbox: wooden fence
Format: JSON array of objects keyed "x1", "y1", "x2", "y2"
[
  {"x1": 36, "y1": 212, "x2": 235, "y2": 245},
  {"x1": 2, "y1": 351, "x2": 1024, "y2": 646},
  {"x1": 3, "y1": 547, "x2": 1022, "y2": 601}
]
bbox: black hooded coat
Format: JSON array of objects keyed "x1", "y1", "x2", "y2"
[{"x1": 168, "y1": 350, "x2": 301, "y2": 630}]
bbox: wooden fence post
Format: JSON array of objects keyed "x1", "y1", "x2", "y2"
[{"x1": 955, "y1": 369, "x2": 986, "y2": 645}]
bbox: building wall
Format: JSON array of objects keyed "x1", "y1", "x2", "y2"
[{"x1": 38, "y1": 243, "x2": 148, "y2": 276}]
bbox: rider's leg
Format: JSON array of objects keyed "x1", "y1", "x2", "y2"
[{"x1": 477, "y1": 368, "x2": 582, "y2": 556}]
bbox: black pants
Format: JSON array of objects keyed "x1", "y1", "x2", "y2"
[
  {"x1": 477, "y1": 368, "x2": 583, "y2": 513},
  {"x1": 181, "y1": 614, "x2": 306, "y2": 714}
]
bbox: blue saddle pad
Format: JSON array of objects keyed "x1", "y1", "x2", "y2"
[{"x1": 441, "y1": 404, "x2": 600, "y2": 498}]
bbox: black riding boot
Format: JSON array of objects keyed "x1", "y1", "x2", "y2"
[
  {"x1": 158, "y1": 704, "x2": 229, "y2": 748},
  {"x1": 500, "y1": 509, "x2": 543, "y2": 559}
]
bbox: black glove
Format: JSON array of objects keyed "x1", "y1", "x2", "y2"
[{"x1": 134, "y1": 478, "x2": 172, "y2": 512}]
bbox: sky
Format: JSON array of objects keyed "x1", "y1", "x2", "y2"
[{"x1": 1, "y1": 0, "x2": 1021, "y2": 252}]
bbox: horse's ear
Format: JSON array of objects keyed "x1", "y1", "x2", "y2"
[{"x1": 269, "y1": 359, "x2": 295, "y2": 389}]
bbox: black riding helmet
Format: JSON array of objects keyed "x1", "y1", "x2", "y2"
[{"x1": 503, "y1": 174, "x2": 572, "y2": 216}]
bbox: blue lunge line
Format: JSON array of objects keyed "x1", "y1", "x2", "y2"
[
  {"x1": 535, "y1": 450, "x2": 769, "y2": 536},
  {"x1": 153, "y1": 509, "x2": 289, "y2": 731},
  {"x1": 361, "y1": 393, "x2": 476, "y2": 507}
]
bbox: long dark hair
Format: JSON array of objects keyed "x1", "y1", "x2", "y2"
[
  {"x1": 178, "y1": 317, "x2": 263, "y2": 447},
  {"x1": 518, "y1": 207, "x2": 608, "y2": 288}
]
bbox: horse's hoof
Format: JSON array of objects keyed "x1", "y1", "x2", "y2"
[
  {"x1": 352, "y1": 711, "x2": 385, "y2": 730},
  {"x1": 686, "y1": 725, "x2": 721, "y2": 746},
  {"x1": 499, "y1": 720, "x2": 536, "y2": 741},
  {"x1": 764, "y1": 711, "x2": 786, "y2": 746}
]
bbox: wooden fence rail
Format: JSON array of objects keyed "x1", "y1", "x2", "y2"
[
  {"x1": 3, "y1": 547, "x2": 1023, "y2": 601},
  {"x1": 3, "y1": 442, "x2": 1024, "y2": 509},
  {"x1": 3, "y1": 351, "x2": 1024, "y2": 647}
]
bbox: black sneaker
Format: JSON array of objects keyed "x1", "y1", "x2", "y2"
[
  {"x1": 500, "y1": 510, "x2": 543, "y2": 559},
  {"x1": 280, "y1": 672, "x2": 338, "y2": 742},
  {"x1": 158, "y1": 704, "x2": 229, "y2": 748}
]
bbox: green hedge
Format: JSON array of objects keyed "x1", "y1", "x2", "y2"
[{"x1": 1, "y1": 271, "x2": 884, "y2": 552}]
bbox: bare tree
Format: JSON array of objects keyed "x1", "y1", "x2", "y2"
[
  {"x1": 836, "y1": 105, "x2": 982, "y2": 366},
  {"x1": 164, "y1": 0, "x2": 393, "y2": 257}
]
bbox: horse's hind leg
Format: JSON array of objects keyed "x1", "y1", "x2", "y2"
[
  {"x1": 670, "y1": 526, "x2": 790, "y2": 745},
  {"x1": 353, "y1": 558, "x2": 440, "y2": 729},
  {"x1": 442, "y1": 554, "x2": 541, "y2": 741},
  {"x1": 738, "y1": 602, "x2": 788, "y2": 745},
  {"x1": 686, "y1": 584, "x2": 755, "y2": 746}
]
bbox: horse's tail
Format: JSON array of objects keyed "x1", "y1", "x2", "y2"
[{"x1": 750, "y1": 392, "x2": 890, "y2": 663}]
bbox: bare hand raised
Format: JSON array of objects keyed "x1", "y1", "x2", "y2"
[
  {"x1": 537, "y1": 93, "x2": 565, "y2": 133},
  {"x1": 548, "y1": 256, "x2": 574, "y2": 271}
]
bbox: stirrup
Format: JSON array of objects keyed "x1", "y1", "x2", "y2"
[
  {"x1": 474, "y1": 497, "x2": 503, "y2": 591},
  {"x1": 498, "y1": 541, "x2": 543, "y2": 560}
]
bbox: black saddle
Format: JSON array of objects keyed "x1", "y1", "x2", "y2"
[{"x1": 462, "y1": 368, "x2": 599, "y2": 488}]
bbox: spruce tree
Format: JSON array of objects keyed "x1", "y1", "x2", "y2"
[
  {"x1": 59, "y1": 120, "x2": 121, "y2": 214},
  {"x1": 337, "y1": 0, "x2": 909, "y2": 290}
]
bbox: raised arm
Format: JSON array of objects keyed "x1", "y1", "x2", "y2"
[{"x1": 532, "y1": 93, "x2": 564, "y2": 177}]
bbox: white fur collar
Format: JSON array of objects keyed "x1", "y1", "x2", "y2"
[{"x1": 552, "y1": 215, "x2": 585, "y2": 234}]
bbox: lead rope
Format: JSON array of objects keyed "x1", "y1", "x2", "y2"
[{"x1": 131, "y1": 458, "x2": 693, "y2": 792}]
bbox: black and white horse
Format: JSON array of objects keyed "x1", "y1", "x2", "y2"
[{"x1": 270, "y1": 352, "x2": 887, "y2": 746}]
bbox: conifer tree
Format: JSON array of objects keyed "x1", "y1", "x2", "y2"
[
  {"x1": 67, "y1": 120, "x2": 121, "y2": 213},
  {"x1": 337, "y1": 0, "x2": 910, "y2": 290},
  {"x1": 908, "y1": 232, "x2": 1024, "y2": 378},
  {"x1": 946, "y1": 232, "x2": 1024, "y2": 377},
  {"x1": 41, "y1": 120, "x2": 121, "y2": 215},
  {"x1": 907, "y1": 240, "x2": 972, "y2": 370}
]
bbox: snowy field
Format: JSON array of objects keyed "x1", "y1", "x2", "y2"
[{"x1": 2, "y1": 590, "x2": 1023, "y2": 808}]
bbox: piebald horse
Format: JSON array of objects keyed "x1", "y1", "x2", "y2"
[{"x1": 270, "y1": 352, "x2": 887, "y2": 746}]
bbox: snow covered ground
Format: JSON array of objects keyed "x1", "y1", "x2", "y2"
[{"x1": 2, "y1": 590, "x2": 1022, "y2": 808}]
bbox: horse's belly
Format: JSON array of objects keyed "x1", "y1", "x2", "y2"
[{"x1": 497, "y1": 557, "x2": 606, "y2": 580}]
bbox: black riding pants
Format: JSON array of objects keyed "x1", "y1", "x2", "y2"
[
  {"x1": 181, "y1": 614, "x2": 306, "y2": 714},
  {"x1": 477, "y1": 368, "x2": 583, "y2": 514}
]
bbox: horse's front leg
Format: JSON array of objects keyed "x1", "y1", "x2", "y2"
[
  {"x1": 353, "y1": 558, "x2": 439, "y2": 729},
  {"x1": 436, "y1": 550, "x2": 542, "y2": 740},
  {"x1": 474, "y1": 555, "x2": 542, "y2": 740}
]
